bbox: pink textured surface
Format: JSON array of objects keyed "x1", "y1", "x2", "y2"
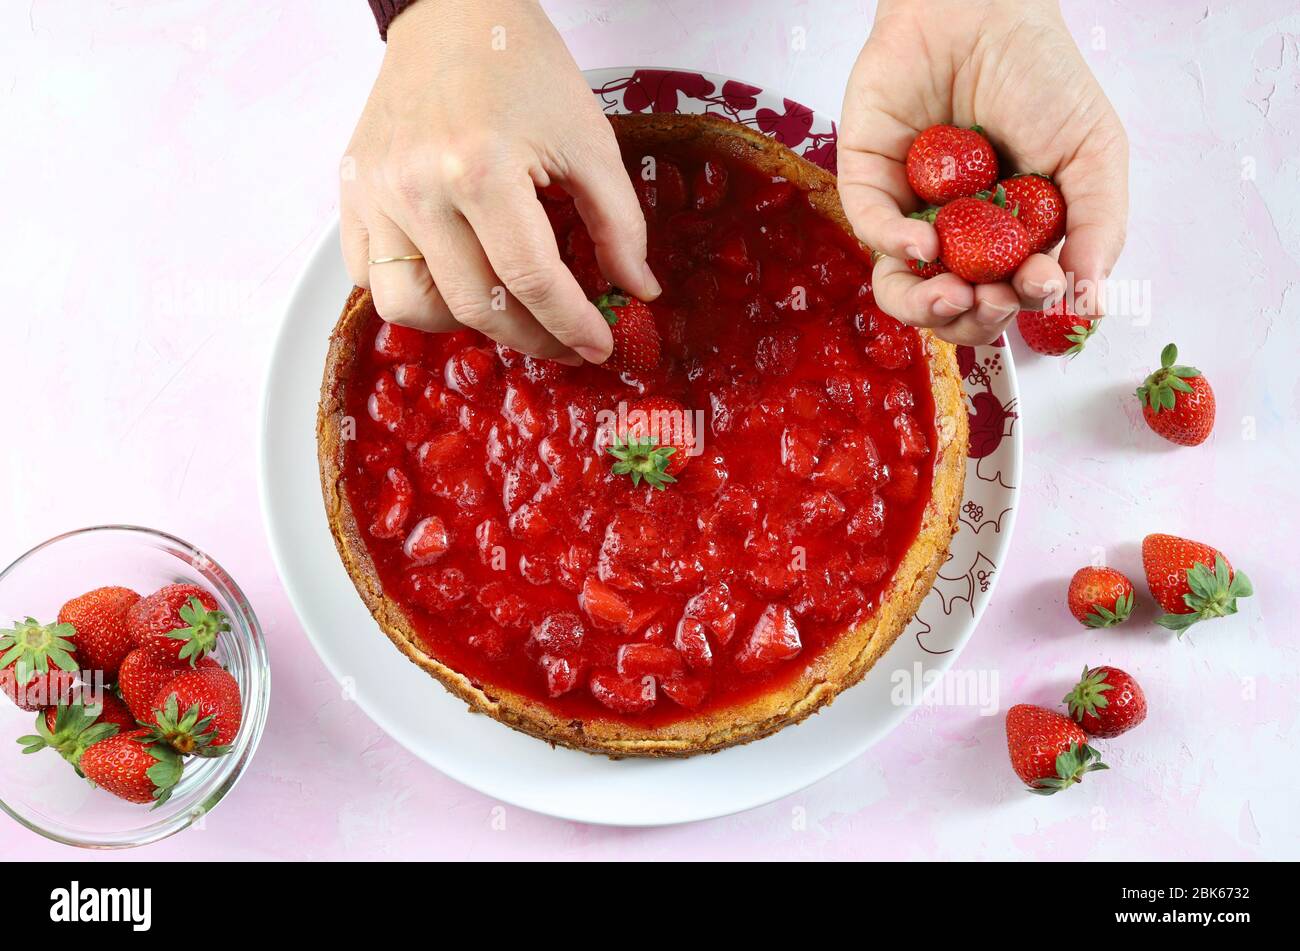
[{"x1": 1, "y1": 0, "x2": 1296, "y2": 859}]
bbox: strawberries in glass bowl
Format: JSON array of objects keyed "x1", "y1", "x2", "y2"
[{"x1": 0, "y1": 526, "x2": 268, "y2": 848}]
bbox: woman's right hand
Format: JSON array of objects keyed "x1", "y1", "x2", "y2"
[{"x1": 341, "y1": 0, "x2": 658, "y2": 363}]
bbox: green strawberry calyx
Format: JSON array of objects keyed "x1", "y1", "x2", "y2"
[
  {"x1": 593, "y1": 290, "x2": 631, "y2": 326},
  {"x1": 606, "y1": 437, "x2": 677, "y2": 491},
  {"x1": 1136, "y1": 342, "x2": 1201, "y2": 413},
  {"x1": 141, "y1": 739, "x2": 184, "y2": 810},
  {"x1": 1062, "y1": 319, "x2": 1097, "y2": 358},
  {"x1": 141, "y1": 691, "x2": 229, "y2": 758},
  {"x1": 165, "y1": 597, "x2": 229, "y2": 666},
  {"x1": 0, "y1": 618, "x2": 78, "y2": 687},
  {"x1": 1156, "y1": 555, "x2": 1253, "y2": 634},
  {"x1": 1083, "y1": 586, "x2": 1132, "y2": 627},
  {"x1": 17, "y1": 702, "x2": 121, "y2": 773},
  {"x1": 1028, "y1": 741, "x2": 1108, "y2": 796},
  {"x1": 1063, "y1": 666, "x2": 1113, "y2": 722}
]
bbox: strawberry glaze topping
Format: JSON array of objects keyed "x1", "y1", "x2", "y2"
[{"x1": 338, "y1": 140, "x2": 938, "y2": 725}]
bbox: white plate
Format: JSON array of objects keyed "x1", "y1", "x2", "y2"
[{"x1": 258, "y1": 68, "x2": 1022, "y2": 826}]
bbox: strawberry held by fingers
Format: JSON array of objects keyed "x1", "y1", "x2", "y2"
[
  {"x1": 905, "y1": 124, "x2": 999, "y2": 206},
  {"x1": 1136, "y1": 343, "x2": 1215, "y2": 446},
  {"x1": 593, "y1": 290, "x2": 661, "y2": 376},
  {"x1": 1142, "y1": 533, "x2": 1252, "y2": 633},
  {"x1": 919, "y1": 186, "x2": 1032, "y2": 284},
  {"x1": 1005, "y1": 703, "x2": 1107, "y2": 794},
  {"x1": 998, "y1": 173, "x2": 1066, "y2": 254}
]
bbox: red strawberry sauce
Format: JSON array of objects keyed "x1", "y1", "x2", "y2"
[{"x1": 338, "y1": 138, "x2": 938, "y2": 725}]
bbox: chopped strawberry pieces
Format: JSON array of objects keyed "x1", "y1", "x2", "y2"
[
  {"x1": 692, "y1": 159, "x2": 729, "y2": 211},
  {"x1": 894, "y1": 413, "x2": 930, "y2": 458},
  {"x1": 589, "y1": 669, "x2": 656, "y2": 714},
  {"x1": 531, "y1": 612, "x2": 586, "y2": 658},
  {"x1": 735, "y1": 604, "x2": 802, "y2": 673},
  {"x1": 369, "y1": 467, "x2": 413, "y2": 539},
  {"x1": 403, "y1": 516, "x2": 449, "y2": 562},
  {"x1": 580, "y1": 575, "x2": 634, "y2": 628},
  {"x1": 541, "y1": 655, "x2": 582, "y2": 697},
  {"x1": 617, "y1": 643, "x2": 684, "y2": 680},
  {"x1": 661, "y1": 672, "x2": 709, "y2": 709},
  {"x1": 374, "y1": 321, "x2": 428, "y2": 362},
  {"x1": 673, "y1": 617, "x2": 713, "y2": 670},
  {"x1": 445, "y1": 346, "x2": 500, "y2": 403}
]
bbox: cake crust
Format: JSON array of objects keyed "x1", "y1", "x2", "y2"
[{"x1": 317, "y1": 113, "x2": 969, "y2": 758}]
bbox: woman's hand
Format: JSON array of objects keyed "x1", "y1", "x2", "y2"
[
  {"x1": 838, "y1": 0, "x2": 1128, "y2": 345},
  {"x1": 341, "y1": 0, "x2": 657, "y2": 362}
]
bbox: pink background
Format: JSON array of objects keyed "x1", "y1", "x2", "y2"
[{"x1": 2, "y1": 0, "x2": 1297, "y2": 859}]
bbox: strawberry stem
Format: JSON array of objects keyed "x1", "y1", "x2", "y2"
[
  {"x1": 1136, "y1": 342, "x2": 1202, "y2": 413},
  {"x1": 1155, "y1": 555, "x2": 1252, "y2": 634},
  {"x1": 606, "y1": 437, "x2": 677, "y2": 490},
  {"x1": 1027, "y1": 742, "x2": 1108, "y2": 795}
]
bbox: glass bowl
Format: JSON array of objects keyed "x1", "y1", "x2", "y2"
[{"x1": 0, "y1": 526, "x2": 269, "y2": 848}]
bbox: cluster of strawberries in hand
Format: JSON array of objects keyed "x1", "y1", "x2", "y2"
[
  {"x1": 3, "y1": 583, "x2": 243, "y2": 808},
  {"x1": 1007, "y1": 532, "x2": 1252, "y2": 794},
  {"x1": 902, "y1": 124, "x2": 1106, "y2": 359},
  {"x1": 905, "y1": 124, "x2": 1065, "y2": 283}
]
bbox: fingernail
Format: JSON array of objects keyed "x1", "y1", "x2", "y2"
[
  {"x1": 905, "y1": 245, "x2": 923, "y2": 261},
  {"x1": 641, "y1": 262, "x2": 662, "y2": 299},
  {"x1": 554, "y1": 351, "x2": 584, "y2": 367},
  {"x1": 977, "y1": 304, "x2": 1017, "y2": 326},
  {"x1": 932, "y1": 297, "x2": 965, "y2": 318},
  {"x1": 575, "y1": 345, "x2": 609, "y2": 364}
]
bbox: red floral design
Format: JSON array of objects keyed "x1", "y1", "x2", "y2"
[
  {"x1": 720, "y1": 80, "x2": 760, "y2": 112},
  {"x1": 967, "y1": 391, "x2": 1014, "y2": 459},
  {"x1": 756, "y1": 99, "x2": 814, "y2": 147},
  {"x1": 595, "y1": 70, "x2": 719, "y2": 114}
]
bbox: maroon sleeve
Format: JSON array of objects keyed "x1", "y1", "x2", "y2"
[{"x1": 369, "y1": 0, "x2": 420, "y2": 40}]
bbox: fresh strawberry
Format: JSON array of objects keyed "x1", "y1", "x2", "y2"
[
  {"x1": 1017, "y1": 299, "x2": 1095, "y2": 356},
  {"x1": 128, "y1": 584, "x2": 227, "y2": 666},
  {"x1": 905, "y1": 124, "x2": 999, "y2": 206},
  {"x1": 593, "y1": 290, "x2": 661, "y2": 375},
  {"x1": 17, "y1": 697, "x2": 131, "y2": 771},
  {"x1": 118, "y1": 647, "x2": 219, "y2": 720},
  {"x1": 1136, "y1": 343, "x2": 1215, "y2": 446},
  {"x1": 606, "y1": 396, "x2": 695, "y2": 489},
  {"x1": 55, "y1": 691, "x2": 137, "y2": 735},
  {"x1": 144, "y1": 666, "x2": 242, "y2": 755},
  {"x1": 925, "y1": 186, "x2": 1031, "y2": 284},
  {"x1": 57, "y1": 586, "x2": 141, "y2": 679},
  {"x1": 1064, "y1": 666, "x2": 1147, "y2": 738},
  {"x1": 1067, "y1": 566, "x2": 1135, "y2": 628},
  {"x1": 1142, "y1": 533, "x2": 1252, "y2": 633},
  {"x1": 79, "y1": 729, "x2": 183, "y2": 807},
  {"x1": 908, "y1": 258, "x2": 948, "y2": 279},
  {"x1": 1005, "y1": 703, "x2": 1107, "y2": 794},
  {"x1": 999, "y1": 173, "x2": 1066, "y2": 254},
  {"x1": 0, "y1": 618, "x2": 80, "y2": 711}
]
